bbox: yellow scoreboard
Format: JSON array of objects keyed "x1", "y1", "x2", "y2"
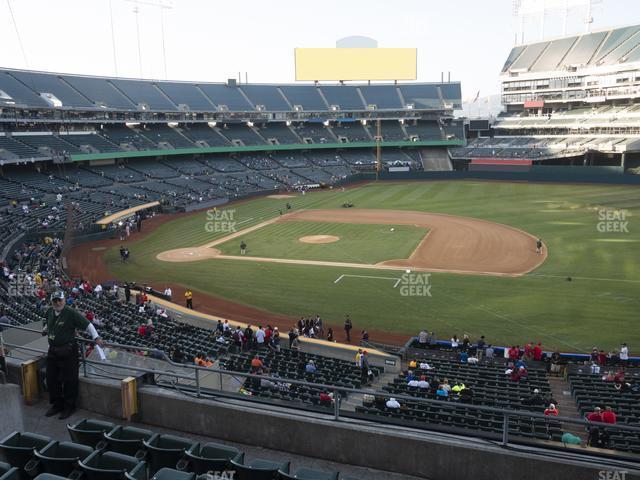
[{"x1": 294, "y1": 48, "x2": 417, "y2": 81}]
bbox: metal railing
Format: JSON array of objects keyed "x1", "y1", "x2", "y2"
[{"x1": 2, "y1": 322, "x2": 640, "y2": 458}]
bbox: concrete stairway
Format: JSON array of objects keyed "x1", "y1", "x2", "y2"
[
  {"x1": 420, "y1": 147, "x2": 452, "y2": 171},
  {"x1": 341, "y1": 370, "x2": 398, "y2": 412},
  {"x1": 547, "y1": 374, "x2": 586, "y2": 440}
]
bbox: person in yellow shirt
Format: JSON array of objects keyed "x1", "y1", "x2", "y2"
[
  {"x1": 185, "y1": 289, "x2": 193, "y2": 309},
  {"x1": 355, "y1": 349, "x2": 363, "y2": 367}
]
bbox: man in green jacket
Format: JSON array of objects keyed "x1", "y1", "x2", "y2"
[{"x1": 43, "y1": 291, "x2": 103, "y2": 419}]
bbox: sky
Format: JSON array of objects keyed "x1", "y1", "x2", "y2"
[{"x1": 1, "y1": 0, "x2": 640, "y2": 100}]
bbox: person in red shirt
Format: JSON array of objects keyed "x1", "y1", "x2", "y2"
[
  {"x1": 597, "y1": 350, "x2": 607, "y2": 366},
  {"x1": 614, "y1": 371, "x2": 625, "y2": 383},
  {"x1": 524, "y1": 342, "x2": 534, "y2": 360},
  {"x1": 508, "y1": 346, "x2": 520, "y2": 361},
  {"x1": 586, "y1": 407, "x2": 603, "y2": 423},
  {"x1": 544, "y1": 403, "x2": 558, "y2": 416},
  {"x1": 533, "y1": 343, "x2": 543, "y2": 361},
  {"x1": 601, "y1": 406, "x2": 617, "y2": 424}
]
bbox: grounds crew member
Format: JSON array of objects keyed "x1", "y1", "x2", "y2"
[
  {"x1": 43, "y1": 290, "x2": 103, "y2": 419},
  {"x1": 185, "y1": 289, "x2": 193, "y2": 309}
]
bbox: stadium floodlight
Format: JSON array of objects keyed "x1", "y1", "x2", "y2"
[{"x1": 513, "y1": 0, "x2": 602, "y2": 42}]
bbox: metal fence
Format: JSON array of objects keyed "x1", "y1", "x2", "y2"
[{"x1": 2, "y1": 322, "x2": 640, "y2": 461}]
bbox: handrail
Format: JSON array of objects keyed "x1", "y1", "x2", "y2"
[{"x1": 3, "y1": 322, "x2": 640, "y2": 440}]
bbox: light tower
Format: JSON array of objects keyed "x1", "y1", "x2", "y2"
[
  {"x1": 512, "y1": 0, "x2": 602, "y2": 44},
  {"x1": 124, "y1": 0, "x2": 173, "y2": 79}
]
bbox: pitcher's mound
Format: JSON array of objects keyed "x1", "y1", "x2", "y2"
[
  {"x1": 267, "y1": 194, "x2": 296, "y2": 199},
  {"x1": 299, "y1": 235, "x2": 340, "y2": 244},
  {"x1": 157, "y1": 247, "x2": 221, "y2": 262}
]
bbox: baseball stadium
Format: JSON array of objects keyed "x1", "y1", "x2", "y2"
[{"x1": 1, "y1": 2, "x2": 640, "y2": 480}]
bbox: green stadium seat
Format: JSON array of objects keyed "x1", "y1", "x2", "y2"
[
  {"x1": 78, "y1": 450, "x2": 146, "y2": 480},
  {"x1": 0, "y1": 432, "x2": 53, "y2": 474},
  {"x1": 230, "y1": 453, "x2": 289, "y2": 480},
  {"x1": 29, "y1": 441, "x2": 93, "y2": 477},
  {"x1": 67, "y1": 419, "x2": 116, "y2": 447},
  {"x1": 151, "y1": 468, "x2": 195, "y2": 480},
  {"x1": 103, "y1": 426, "x2": 154, "y2": 457},
  {"x1": 0, "y1": 462, "x2": 20, "y2": 480},
  {"x1": 142, "y1": 434, "x2": 196, "y2": 475},
  {"x1": 181, "y1": 442, "x2": 242, "y2": 474}
]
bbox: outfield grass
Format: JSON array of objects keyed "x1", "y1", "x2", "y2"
[
  {"x1": 216, "y1": 221, "x2": 428, "y2": 264},
  {"x1": 104, "y1": 181, "x2": 640, "y2": 352}
]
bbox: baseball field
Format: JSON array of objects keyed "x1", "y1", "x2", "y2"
[{"x1": 83, "y1": 180, "x2": 640, "y2": 352}]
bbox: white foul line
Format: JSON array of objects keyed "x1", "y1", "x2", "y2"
[
  {"x1": 334, "y1": 274, "x2": 400, "y2": 286},
  {"x1": 236, "y1": 217, "x2": 255, "y2": 225}
]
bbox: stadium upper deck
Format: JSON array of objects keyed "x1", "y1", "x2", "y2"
[
  {"x1": 0, "y1": 68, "x2": 461, "y2": 115},
  {"x1": 500, "y1": 23, "x2": 640, "y2": 107},
  {"x1": 452, "y1": 24, "x2": 640, "y2": 170}
]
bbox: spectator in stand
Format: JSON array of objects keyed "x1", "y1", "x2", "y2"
[
  {"x1": 602, "y1": 406, "x2": 617, "y2": 424},
  {"x1": 355, "y1": 349, "x2": 363, "y2": 367},
  {"x1": 428, "y1": 332, "x2": 438, "y2": 349},
  {"x1": 508, "y1": 345, "x2": 520, "y2": 361},
  {"x1": 544, "y1": 403, "x2": 558, "y2": 416},
  {"x1": 326, "y1": 327, "x2": 334, "y2": 342},
  {"x1": 476, "y1": 335, "x2": 486, "y2": 359},
  {"x1": 407, "y1": 375, "x2": 420, "y2": 387},
  {"x1": 319, "y1": 392, "x2": 333, "y2": 407},
  {"x1": 484, "y1": 344, "x2": 495, "y2": 365},
  {"x1": 386, "y1": 397, "x2": 401, "y2": 409},
  {"x1": 550, "y1": 350, "x2": 562, "y2": 375},
  {"x1": 361, "y1": 350, "x2": 370, "y2": 385},
  {"x1": 305, "y1": 360, "x2": 316, "y2": 374},
  {"x1": 533, "y1": 342, "x2": 543, "y2": 361},
  {"x1": 419, "y1": 361, "x2": 433, "y2": 370},
  {"x1": 459, "y1": 350, "x2": 469, "y2": 364},
  {"x1": 171, "y1": 348, "x2": 185, "y2": 364},
  {"x1": 597, "y1": 350, "x2": 607, "y2": 366},
  {"x1": 250, "y1": 355, "x2": 263, "y2": 373},
  {"x1": 620, "y1": 343, "x2": 629, "y2": 367},
  {"x1": 417, "y1": 376, "x2": 430, "y2": 390},
  {"x1": 461, "y1": 334, "x2": 470, "y2": 351},
  {"x1": 451, "y1": 335, "x2": 459, "y2": 349},
  {"x1": 418, "y1": 329, "x2": 428, "y2": 348},
  {"x1": 586, "y1": 407, "x2": 603, "y2": 423},
  {"x1": 255, "y1": 325, "x2": 266, "y2": 348},
  {"x1": 524, "y1": 342, "x2": 534, "y2": 361},
  {"x1": 344, "y1": 315, "x2": 353, "y2": 342},
  {"x1": 521, "y1": 388, "x2": 546, "y2": 408}
]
